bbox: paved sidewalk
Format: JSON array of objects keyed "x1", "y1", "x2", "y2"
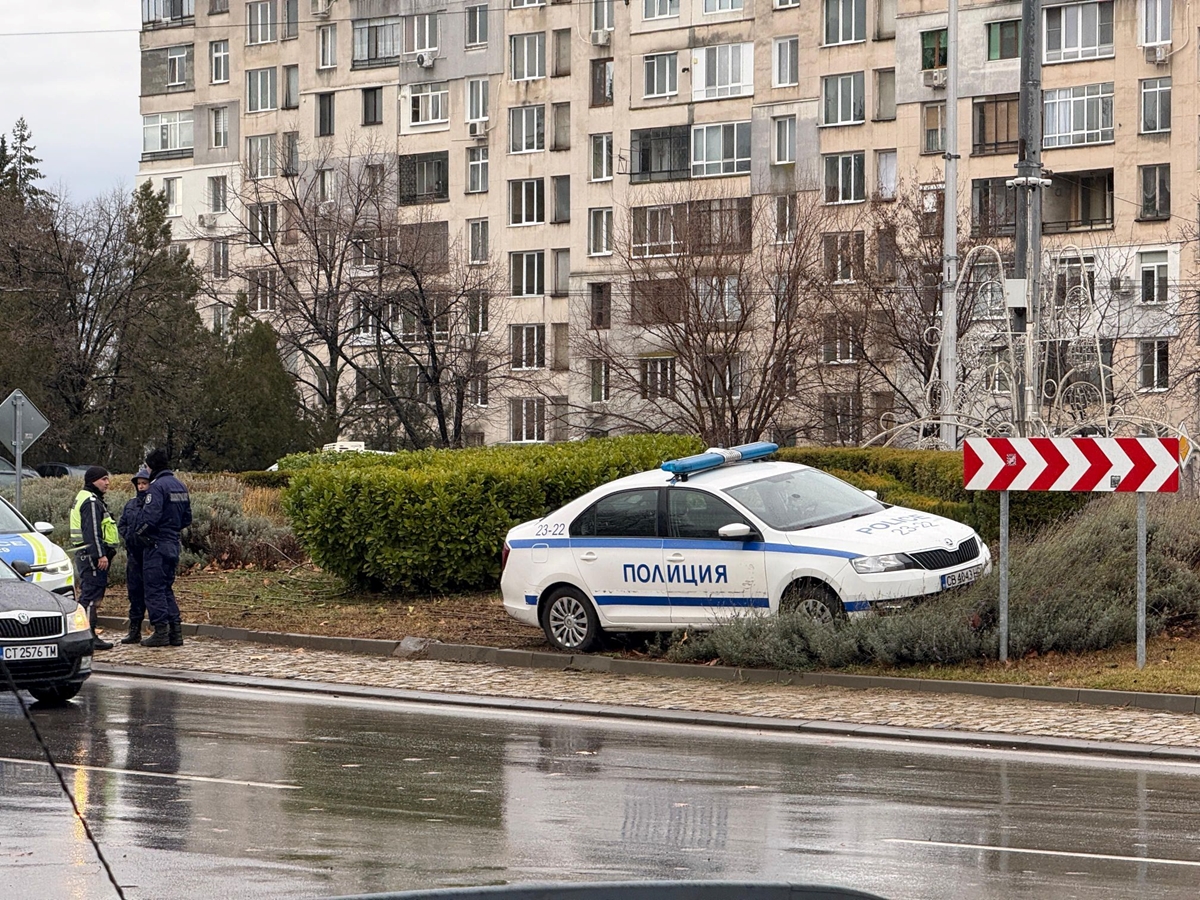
[{"x1": 92, "y1": 633, "x2": 1200, "y2": 761}]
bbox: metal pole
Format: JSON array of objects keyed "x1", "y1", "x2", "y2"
[
  {"x1": 13, "y1": 395, "x2": 23, "y2": 513},
  {"x1": 939, "y1": 0, "x2": 959, "y2": 448},
  {"x1": 999, "y1": 489, "x2": 1009, "y2": 663},
  {"x1": 1137, "y1": 493, "x2": 1147, "y2": 670}
]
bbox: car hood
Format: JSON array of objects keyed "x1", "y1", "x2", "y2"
[
  {"x1": 787, "y1": 506, "x2": 978, "y2": 556},
  {"x1": 0, "y1": 580, "x2": 75, "y2": 613},
  {"x1": 0, "y1": 532, "x2": 68, "y2": 568}
]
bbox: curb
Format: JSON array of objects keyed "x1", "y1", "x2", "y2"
[
  {"x1": 91, "y1": 663, "x2": 1200, "y2": 763},
  {"x1": 97, "y1": 616, "x2": 1200, "y2": 716}
]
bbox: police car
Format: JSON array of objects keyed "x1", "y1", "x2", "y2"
[
  {"x1": 0, "y1": 497, "x2": 74, "y2": 597},
  {"x1": 501, "y1": 442, "x2": 991, "y2": 652}
]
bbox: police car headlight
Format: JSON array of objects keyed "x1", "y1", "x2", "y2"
[
  {"x1": 45, "y1": 560, "x2": 73, "y2": 576},
  {"x1": 66, "y1": 604, "x2": 90, "y2": 634},
  {"x1": 851, "y1": 553, "x2": 916, "y2": 574}
]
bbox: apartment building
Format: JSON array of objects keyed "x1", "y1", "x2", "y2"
[{"x1": 138, "y1": 0, "x2": 1195, "y2": 448}]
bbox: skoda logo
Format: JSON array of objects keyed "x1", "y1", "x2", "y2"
[
  {"x1": 943, "y1": 538, "x2": 956, "y2": 548},
  {"x1": 16, "y1": 612, "x2": 29, "y2": 625}
]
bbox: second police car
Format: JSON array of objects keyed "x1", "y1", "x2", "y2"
[
  {"x1": 501, "y1": 442, "x2": 992, "y2": 652},
  {"x1": 0, "y1": 497, "x2": 74, "y2": 597}
]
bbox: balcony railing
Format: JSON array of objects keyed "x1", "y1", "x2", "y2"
[{"x1": 1042, "y1": 215, "x2": 1114, "y2": 235}]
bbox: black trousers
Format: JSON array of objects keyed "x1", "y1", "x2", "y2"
[{"x1": 74, "y1": 552, "x2": 108, "y2": 611}]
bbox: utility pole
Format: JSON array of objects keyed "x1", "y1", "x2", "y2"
[
  {"x1": 938, "y1": 0, "x2": 960, "y2": 448},
  {"x1": 1009, "y1": 0, "x2": 1045, "y2": 436}
]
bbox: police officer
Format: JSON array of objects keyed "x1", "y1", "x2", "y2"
[
  {"x1": 117, "y1": 466, "x2": 151, "y2": 645},
  {"x1": 136, "y1": 449, "x2": 192, "y2": 648},
  {"x1": 69, "y1": 466, "x2": 120, "y2": 651}
]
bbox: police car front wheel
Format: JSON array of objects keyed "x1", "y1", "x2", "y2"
[
  {"x1": 780, "y1": 582, "x2": 845, "y2": 625},
  {"x1": 541, "y1": 587, "x2": 601, "y2": 652},
  {"x1": 27, "y1": 683, "x2": 83, "y2": 706}
]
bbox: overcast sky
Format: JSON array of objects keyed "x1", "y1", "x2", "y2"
[{"x1": 0, "y1": 2, "x2": 141, "y2": 202}]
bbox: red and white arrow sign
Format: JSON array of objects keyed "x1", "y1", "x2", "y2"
[{"x1": 964, "y1": 437, "x2": 1180, "y2": 492}]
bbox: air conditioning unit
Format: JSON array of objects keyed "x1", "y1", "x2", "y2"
[
  {"x1": 1110, "y1": 276, "x2": 1134, "y2": 296},
  {"x1": 1146, "y1": 42, "x2": 1172, "y2": 63},
  {"x1": 923, "y1": 68, "x2": 948, "y2": 88},
  {"x1": 317, "y1": 200, "x2": 335, "y2": 216},
  {"x1": 467, "y1": 120, "x2": 486, "y2": 138},
  {"x1": 415, "y1": 52, "x2": 435, "y2": 69},
  {"x1": 590, "y1": 30, "x2": 611, "y2": 47},
  {"x1": 197, "y1": 213, "x2": 217, "y2": 229},
  {"x1": 311, "y1": 0, "x2": 333, "y2": 18}
]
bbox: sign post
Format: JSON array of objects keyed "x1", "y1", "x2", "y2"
[
  {"x1": 964, "y1": 436, "x2": 1180, "y2": 668},
  {"x1": 0, "y1": 390, "x2": 51, "y2": 514}
]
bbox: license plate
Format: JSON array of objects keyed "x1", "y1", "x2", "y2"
[
  {"x1": 941, "y1": 565, "x2": 983, "y2": 589},
  {"x1": 1, "y1": 644, "x2": 58, "y2": 661}
]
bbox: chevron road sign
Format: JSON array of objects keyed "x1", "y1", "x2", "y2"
[{"x1": 963, "y1": 437, "x2": 1181, "y2": 493}]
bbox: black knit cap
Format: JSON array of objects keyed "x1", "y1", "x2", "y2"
[
  {"x1": 145, "y1": 448, "x2": 170, "y2": 474},
  {"x1": 84, "y1": 466, "x2": 109, "y2": 487}
]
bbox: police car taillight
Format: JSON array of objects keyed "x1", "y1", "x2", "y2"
[
  {"x1": 501, "y1": 541, "x2": 510, "y2": 571},
  {"x1": 661, "y1": 441, "x2": 778, "y2": 478}
]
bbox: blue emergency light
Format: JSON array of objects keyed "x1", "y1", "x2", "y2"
[{"x1": 661, "y1": 441, "x2": 779, "y2": 478}]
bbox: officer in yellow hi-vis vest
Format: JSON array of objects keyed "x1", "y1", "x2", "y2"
[{"x1": 69, "y1": 466, "x2": 120, "y2": 651}]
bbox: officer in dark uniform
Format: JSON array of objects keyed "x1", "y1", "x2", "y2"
[
  {"x1": 135, "y1": 449, "x2": 193, "y2": 648},
  {"x1": 117, "y1": 466, "x2": 151, "y2": 645},
  {"x1": 69, "y1": 466, "x2": 120, "y2": 651}
]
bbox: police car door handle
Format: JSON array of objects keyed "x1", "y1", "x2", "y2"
[
  {"x1": 666, "y1": 552, "x2": 686, "y2": 562},
  {"x1": 579, "y1": 551, "x2": 597, "y2": 562}
]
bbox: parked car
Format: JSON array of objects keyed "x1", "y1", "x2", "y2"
[
  {"x1": 0, "y1": 557, "x2": 92, "y2": 705},
  {"x1": 0, "y1": 458, "x2": 41, "y2": 484},
  {"x1": 35, "y1": 462, "x2": 91, "y2": 479},
  {"x1": 0, "y1": 497, "x2": 74, "y2": 596},
  {"x1": 501, "y1": 442, "x2": 991, "y2": 652}
]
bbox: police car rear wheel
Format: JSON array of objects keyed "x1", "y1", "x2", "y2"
[
  {"x1": 780, "y1": 582, "x2": 844, "y2": 624},
  {"x1": 541, "y1": 587, "x2": 601, "y2": 652}
]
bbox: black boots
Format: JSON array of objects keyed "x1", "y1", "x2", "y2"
[
  {"x1": 141, "y1": 621, "x2": 171, "y2": 647},
  {"x1": 89, "y1": 607, "x2": 113, "y2": 651},
  {"x1": 168, "y1": 619, "x2": 183, "y2": 647},
  {"x1": 120, "y1": 617, "x2": 144, "y2": 645}
]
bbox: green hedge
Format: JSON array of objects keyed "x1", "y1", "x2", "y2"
[
  {"x1": 284, "y1": 434, "x2": 704, "y2": 592},
  {"x1": 238, "y1": 470, "x2": 293, "y2": 489}
]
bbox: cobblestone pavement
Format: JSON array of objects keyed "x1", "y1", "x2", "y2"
[{"x1": 93, "y1": 637, "x2": 1200, "y2": 750}]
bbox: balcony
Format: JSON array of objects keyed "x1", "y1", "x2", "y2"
[{"x1": 1042, "y1": 170, "x2": 1113, "y2": 234}]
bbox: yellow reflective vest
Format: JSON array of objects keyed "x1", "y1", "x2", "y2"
[{"x1": 69, "y1": 489, "x2": 119, "y2": 558}]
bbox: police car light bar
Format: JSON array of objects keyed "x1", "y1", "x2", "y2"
[{"x1": 662, "y1": 441, "x2": 779, "y2": 478}]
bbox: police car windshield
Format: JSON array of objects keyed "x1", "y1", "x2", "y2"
[
  {"x1": 724, "y1": 468, "x2": 884, "y2": 531},
  {"x1": 0, "y1": 500, "x2": 32, "y2": 534}
]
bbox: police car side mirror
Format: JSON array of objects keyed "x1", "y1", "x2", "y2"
[
  {"x1": 34, "y1": 521, "x2": 54, "y2": 535},
  {"x1": 862, "y1": 490, "x2": 878, "y2": 500},
  {"x1": 10, "y1": 560, "x2": 33, "y2": 578},
  {"x1": 718, "y1": 523, "x2": 755, "y2": 541}
]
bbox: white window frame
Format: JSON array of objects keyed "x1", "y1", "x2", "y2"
[
  {"x1": 824, "y1": 151, "x2": 866, "y2": 203},
  {"x1": 163, "y1": 177, "x2": 182, "y2": 217},
  {"x1": 593, "y1": 0, "x2": 615, "y2": 31},
  {"x1": 211, "y1": 107, "x2": 229, "y2": 148},
  {"x1": 142, "y1": 111, "x2": 194, "y2": 153},
  {"x1": 167, "y1": 46, "x2": 187, "y2": 86},
  {"x1": 247, "y1": 67, "x2": 277, "y2": 113},
  {"x1": 410, "y1": 82, "x2": 449, "y2": 126},
  {"x1": 509, "y1": 178, "x2": 545, "y2": 226},
  {"x1": 246, "y1": 0, "x2": 276, "y2": 45},
  {"x1": 467, "y1": 146, "x2": 489, "y2": 193},
  {"x1": 466, "y1": 5, "x2": 488, "y2": 46},
  {"x1": 644, "y1": 0, "x2": 679, "y2": 18},
  {"x1": 510, "y1": 398, "x2": 546, "y2": 443},
  {"x1": 822, "y1": 72, "x2": 865, "y2": 125},
  {"x1": 511, "y1": 0, "x2": 544, "y2": 7},
  {"x1": 208, "y1": 175, "x2": 227, "y2": 212},
  {"x1": 318, "y1": 24, "x2": 337, "y2": 68},
  {"x1": 1141, "y1": 0, "x2": 1171, "y2": 46},
  {"x1": 773, "y1": 37, "x2": 798, "y2": 87},
  {"x1": 1139, "y1": 251, "x2": 1169, "y2": 304},
  {"x1": 468, "y1": 219, "x2": 489, "y2": 264},
  {"x1": 703, "y1": 0, "x2": 743, "y2": 12},
  {"x1": 588, "y1": 207, "x2": 613, "y2": 256},
  {"x1": 408, "y1": 13, "x2": 439, "y2": 54},
  {"x1": 511, "y1": 33, "x2": 546, "y2": 81},
  {"x1": 590, "y1": 133, "x2": 614, "y2": 181},
  {"x1": 922, "y1": 101, "x2": 946, "y2": 153},
  {"x1": 698, "y1": 275, "x2": 742, "y2": 320},
  {"x1": 640, "y1": 356, "x2": 677, "y2": 400},
  {"x1": 247, "y1": 134, "x2": 277, "y2": 178},
  {"x1": 590, "y1": 359, "x2": 611, "y2": 403},
  {"x1": 876, "y1": 149, "x2": 897, "y2": 200},
  {"x1": 1141, "y1": 77, "x2": 1171, "y2": 133},
  {"x1": 644, "y1": 53, "x2": 678, "y2": 98},
  {"x1": 511, "y1": 251, "x2": 545, "y2": 297},
  {"x1": 511, "y1": 324, "x2": 546, "y2": 370},
  {"x1": 1043, "y1": 1, "x2": 1114, "y2": 63},
  {"x1": 467, "y1": 78, "x2": 489, "y2": 122},
  {"x1": 1139, "y1": 339, "x2": 1169, "y2": 390},
  {"x1": 1043, "y1": 82, "x2": 1114, "y2": 147},
  {"x1": 691, "y1": 121, "x2": 751, "y2": 177},
  {"x1": 353, "y1": 17, "x2": 402, "y2": 64},
  {"x1": 773, "y1": 116, "x2": 796, "y2": 164},
  {"x1": 210, "y1": 40, "x2": 229, "y2": 84},
  {"x1": 509, "y1": 105, "x2": 545, "y2": 153},
  {"x1": 633, "y1": 205, "x2": 683, "y2": 257},
  {"x1": 692, "y1": 42, "x2": 754, "y2": 100},
  {"x1": 824, "y1": 0, "x2": 866, "y2": 45}
]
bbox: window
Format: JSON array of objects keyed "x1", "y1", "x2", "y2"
[
  {"x1": 317, "y1": 92, "x2": 335, "y2": 136},
  {"x1": 509, "y1": 106, "x2": 545, "y2": 153},
  {"x1": 511, "y1": 33, "x2": 545, "y2": 81},
  {"x1": 247, "y1": 67, "x2": 277, "y2": 112},
  {"x1": 1044, "y1": 2, "x2": 1113, "y2": 62},
  {"x1": 468, "y1": 290, "x2": 490, "y2": 334},
  {"x1": 164, "y1": 45, "x2": 187, "y2": 87},
  {"x1": 922, "y1": 29, "x2": 948, "y2": 68},
  {"x1": 142, "y1": 0, "x2": 196, "y2": 23},
  {"x1": 876, "y1": 149, "x2": 896, "y2": 200},
  {"x1": 512, "y1": 0, "x2": 543, "y2": 7},
  {"x1": 776, "y1": 0, "x2": 799, "y2": 7},
  {"x1": 411, "y1": 82, "x2": 449, "y2": 125},
  {"x1": 692, "y1": 198, "x2": 750, "y2": 252},
  {"x1": 1140, "y1": 339, "x2": 1169, "y2": 390},
  {"x1": 1043, "y1": 83, "x2": 1114, "y2": 146},
  {"x1": 875, "y1": 0, "x2": 895, "y2": 37},
  {"x1": 282, "y1": 0, "x2": 297, "y2": 38},
  {"x1": 551, "y1": 249, "x2": 570, "y2": 297},
  {"x1": 773, "y1": 116, "x2": 796, "y2": 164},
  {"x1": 316, "y1": 168, "x2": 334, "y2": 202},
  {"x1": 163, "y1": 177, "x2": 182, "y2": 216},
  {"x1": 822, "y1": 393, "x2": 862, "y2": 444},
  {"x1": 1142, "y1": 0, "x2": 1171, "y2": 45},
  {"x1": 588, "y1": 208, "x2": 613, "y2": 256},
  {"x1": 142, "y1": 111, "x2": 194, "y2": 153},
  {"x1": 644, "y1": 53, "x2": 677, "y2": 98},
  {"x1": 1051, "y1": 255, "x2": 1095, "y2": 305},
  {"x1": 467, "y1": 78, "x2": 489, "y2": 122},
  {"x1": 591, "y1": 58, "x2": 614, "y2": 106},
  {"x1": 210, "y1": 0, "x2": 229, "y2": 13},
  {"x1": 698, "y1": 275, "x2": 741, "y2": 320},
  {"x1": 1140, "y1": 164, "x2": 1170, "y2": 219},
  {"x1": 208, "y1": 175, "x2": 227, "y2": 212},
  {"x1": 467, "y1": 146, "x2": 489, "y2": 193},
  {"x1": 774, "y1": 37, "x2": 798, "y2": 87},
  {"x1": 693, "y1": 43, "x2": 753, "y2": 100},
  {"x1": 552, "y1": 175, "x2": 570, "y2": 223},
  {"x1": 823, "y1": 72, "x2": 865, "y2": 125},
  {"x1": 822, "y1": 233, "x2": 865, "y2": 283},
  {"x1": 590, "y1": 133, "x2": 613, "y2": 181},
  {"x1": 1140, "y1": 251, "x2": 1169, "y2": 303},
  {"x1": 248, "y1": 202, "x2": 278, "y2": 244},
  {"x1": 281, "y1": 131, "x2": 298, "y2": 175},
  {"x1": 399, "y1": 152, "x2": 449, "y2": 203},
  {"x1": 406, "y1": 14, "x2": 438, "y2": 53},
  {"x1": 705, "y1": 356, "x2": 743, "y2": 401},
  {"x1": 593, "y1": 0, "x2": 615, "y2": 31},
  {"x1": 824, "y1": 152, "x2": 864, "y2": 203},
  {"x1": 1142, "y1": 78, "x2": 1171, "y2": 133},
  {"x1": 211, "y1": 239, "x2": 230, "y2": 279},
  {"x1": 246, "y1": 134, "x2": 276, "y2": 178},
  {"x1": 353, "y1": 17, "x2": 401, "y2": 66},
  {"x1": 511, "y1": 251, "x2": 545, "y2": 296},
  {"x1": 644, "y1": 0, "x2": 679, "y2": 18},
  {"x1": 987, "y1": 20, "x2": 1020, "y2": 59},
  {"x1": 509, "y1": 179, "x2": 545, "y2": 225},
  {"x1": 922, "y1": 102, "x2": 945, "y2": 153},
  {"x1": 361, "y1": 87, "x2": 383, "y2": 125},
  {"x1": 283, "y1": 65, "x2": 299, "y2": 108},
  {"x1": 248, "y1": 268, "x2": 279, "y2": 312},
  {"x1": 468, "y1": 367, "x2": 488, "y2": 408},
  {"x1": 640, "y1": 357, "x2": 676, "y2": 400},
  {"x1": 971, "y1": 177, "x2": 1016, "y2": 236},
  {"x1": 318, "y1": 24, "x2": 336, "y2": 68},
  {"x1": 703, "y1": 0, "x2": 742, "y2": 11},
  {"x1": 466, "y1": 5, "x2": 488, "y2": 46},
  {"x1": 511, "y1": 324, "x2": 546, "y2": 369},
  {"x1": 874, "y1": 69, "x2": 895, "y2": 120},
  {"x1": 552, "y1": 29, "x2": 572, "y2": 76},
  {"x1": 691, "y1": 121, "x2": 751, "y2": 177},
  {"x1": 551, "y1": 102, "x2": 570, "y2": 149},
  {"x1": 210, "y1": 40, "x2": 229, "y2": 83},
  {"x1": 246, "y1": 0, "x2": 276, "y2": 44},
  {"x1": 510, "y1": 398, "x2": 546, "y2": 443},
  {"x1": 630, "y1": 126, "x2": 690, "y2": 182},
  {"x1": 775, "y1": 194, "x2": 796, "y2": 242},
  {"x1": 633, "y1": 205, "x2": 684, "y2": 257},
  {"x1": 211, "y1": 107, "x2": 228, "y2": 148},
  {"x1": 825, "y1": 0, "x2": 865, "y2": 44},
  {"x1": 468, "y1": 219, "x2": 489, "y2": 264},
  {"x1": 590, "y1": 283, "x2": 612, "y2": 328},
  {"x1": 590, "y1": 360, "x2": 611, "y2": 402},
  {"x1": 973, "y1": 94, "x2": 1018, "y2": 154}
]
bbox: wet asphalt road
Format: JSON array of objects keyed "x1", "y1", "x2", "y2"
[{"x1": 2, "y1": 676, "x2": 1200, "y2": 900}]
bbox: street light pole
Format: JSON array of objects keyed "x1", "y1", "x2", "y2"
[{"x1": 939, "y1": 0, "x2": 959, "y2": 448}]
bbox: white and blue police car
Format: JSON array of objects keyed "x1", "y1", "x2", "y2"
[
  {"x1": 501, "y1": 442, "x2": 991, "y2": 652},
  {"x1": 0, "y1": 497, "x2": 74, "y2": 597}
]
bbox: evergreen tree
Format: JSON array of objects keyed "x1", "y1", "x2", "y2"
[{"x1": 5, "y1": 119, "x2": 48, "y2": 204}]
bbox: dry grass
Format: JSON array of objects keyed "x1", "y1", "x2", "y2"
[{"x1": 240, "y1": 486, "x2": 287, "y2": 524}]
